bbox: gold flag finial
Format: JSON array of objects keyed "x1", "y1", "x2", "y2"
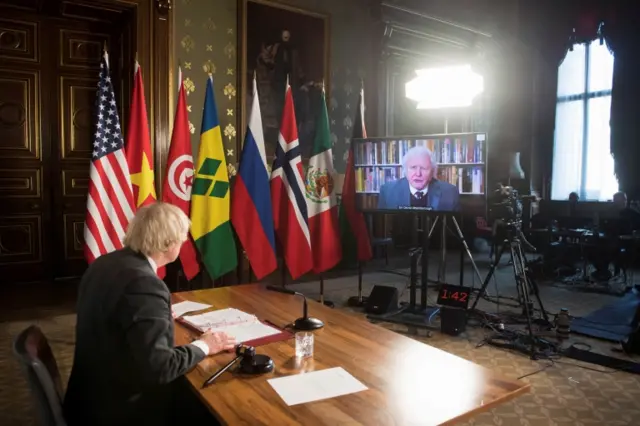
[
  {"x1": 103, "y1": 41, "x2": 107, "y2": 53},
  {"x1": 135, "y1": 52, "x2": 138, "y2": 63}
]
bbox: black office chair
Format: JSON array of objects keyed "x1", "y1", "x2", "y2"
[{"x1": 13, "y1": 325, "x2": 67, "y2": 426}]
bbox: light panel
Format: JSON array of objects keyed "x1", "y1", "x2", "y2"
[{"x1": 406, "y1": 65, "x2": 484, "y2": 109}]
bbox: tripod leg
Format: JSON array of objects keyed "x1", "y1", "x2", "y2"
[
  {"x1": 428, "y1": 216, "x2": 439, "y2": 238},
  {"x1": 438, "y1": 216, "x2": 447, "y2": 284},
  {"x1": 421, "y1": 214, "x2": 430, "y2": 310},
  {"x1": 451, "y1": 217, "x2": 484, "y2": 287},
  {"x1": 518, "y1": 245, "x2": 551, "y2": 325},
  {"x1": 511, "y1": 242, "x2": 537, "y2": 359},
  {"x1": 470, "y1": 240, "x2": 507, "y2": 311}
]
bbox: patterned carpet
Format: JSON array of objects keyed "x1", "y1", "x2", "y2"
[{"x1": 2, "y1": 255, "x2": 640, "y2": 425}]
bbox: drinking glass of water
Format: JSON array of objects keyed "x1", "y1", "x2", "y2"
[{"x1": 295, "y1": 331, "x2": 314, "y2": 358}]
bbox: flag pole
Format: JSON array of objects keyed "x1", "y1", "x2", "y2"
[
  {"x1": 281, "y1": 261, "x2": 286, "y2": 287},
  {"x1": 318, "y1": 274, "x2": 335, "y2": 308},
  {"x1": 346, "y1": 79, "x2": 371, "y2": 308}
]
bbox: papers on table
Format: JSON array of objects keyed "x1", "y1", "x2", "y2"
[
  {"x1": 171, "y1": 301, "x2": 212, "y2": 317},
  {"x1": 267, "y1": 367, "x2": 368, "y2": 406},
  {"x1": 182, "y1": 308, "x2": 281, "y2": 343}
]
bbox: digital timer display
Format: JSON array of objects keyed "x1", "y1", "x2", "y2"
[{"x1": 436, "y1": 284, "x2": 472, "y2": 309}]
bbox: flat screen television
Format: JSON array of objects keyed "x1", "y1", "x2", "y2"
[{"x1": 352, "y1": 132, "x2": 487, "y2": 213}]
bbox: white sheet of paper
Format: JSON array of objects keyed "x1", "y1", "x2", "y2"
[
  {"x1": 267, "y1": 367, "x2": 368, "y2": 406},
  {"x1": 183, "y1": 308, "x2": 257, "y2": 329},
  {"x1": 171, "y1": 301, "x2": 212, "y2": 317},
  {"x1": 221, "y1": 321, "x2": 281, "y2": 343}
]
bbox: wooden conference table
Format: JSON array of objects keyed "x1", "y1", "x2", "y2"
[{"x1": 173, "y1": 284, "x2": 529, "y2": 425}]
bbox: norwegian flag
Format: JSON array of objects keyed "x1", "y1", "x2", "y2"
[
  {"x1": 270, "y1": 81, "x2": 313, "y2": 279},
  {"x1": 83, "y1": 51, "x2": 135, "y2": 262}
]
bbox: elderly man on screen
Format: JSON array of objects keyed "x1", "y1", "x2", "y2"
[
  {"x1": 64, "y1": 202, "x2": 235, "y2": 426},
  {"x1": 377, "y1": 146, "x2": 460, "y2": 211}
]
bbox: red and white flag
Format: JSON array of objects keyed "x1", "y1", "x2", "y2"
[
  {"x1": 270, "y1": 81, "x2": 313, "y2": 279},
  {"x1": 160, "y1": 67, "x2": 200, "y2": 280},
  {"x1": 84, "y1": 51, "x2": 136, "y2": 263}
]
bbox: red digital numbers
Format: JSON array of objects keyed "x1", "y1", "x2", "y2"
[{"x1": 439, "y1": 288, "x2": 469, "y2": 304}]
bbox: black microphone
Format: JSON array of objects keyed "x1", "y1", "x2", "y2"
[{"x1": 266, "y1": 285, "x2": 324, "y2": 330}]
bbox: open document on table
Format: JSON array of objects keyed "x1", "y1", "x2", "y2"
[
  {"x1": 268, "y1": 367, "x2": 369, "y2": 406},
  {"x1": 171, "y1": 301, "x2": 212, "y2": 317},
  {"x1": 181, "y1": 308, "x2": 281, "y2": 343}
]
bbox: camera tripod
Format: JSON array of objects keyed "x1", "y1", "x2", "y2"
[
  {"x1": 470, "y1": 223, "x2": 551, "y2": 359},
  {"x1": 429, "y1": 214, "x2": 484, "y2": 287}
]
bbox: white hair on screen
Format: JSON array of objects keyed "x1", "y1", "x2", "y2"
[{"x1": 401, "y1": 145, "x2": 438, "y2": 174}]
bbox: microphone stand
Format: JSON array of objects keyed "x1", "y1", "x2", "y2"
[{"x1": 266, "y1": 285, "x2": 324, "y2": 330}]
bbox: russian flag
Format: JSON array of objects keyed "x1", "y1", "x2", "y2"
[{"x1": 231, "y1": 77, "x2": 277, "y2": 280}]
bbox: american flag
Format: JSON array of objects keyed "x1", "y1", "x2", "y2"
[{"x1": 83, "y1": 51, "x2": 136, "y2": 263}]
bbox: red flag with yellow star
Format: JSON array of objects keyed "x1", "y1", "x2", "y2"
[
  {"x1": 126, "y1": 61, "x2": 165, "y2": 278},
  {"x1": 125, "y1": 60, "x2": 156, "y2": 209}
]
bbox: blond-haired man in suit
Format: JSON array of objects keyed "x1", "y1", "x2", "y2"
[{"x1": 64, "y1": 202, "x2": 234, "y2": 426}]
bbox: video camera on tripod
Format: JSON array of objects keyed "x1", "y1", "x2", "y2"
[
  {"x1": 489, "y1": 185, "x2": 537, "y2": 252},
  {"x1": 490, "y1": 184, "x2": 532, "y2": 226},
  {"x1": 472, "y1": 184, "x2": 552, "y2": 359}
]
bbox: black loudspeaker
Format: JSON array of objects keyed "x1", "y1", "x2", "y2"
[
  {"x1": 440, "y1": 307, "x2": 467, "y2": 336},
  {"x1": 365, "y1": 285, "x2": 398, "y2": 315}
]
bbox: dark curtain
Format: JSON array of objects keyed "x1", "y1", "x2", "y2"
[
  {"x1": 606, "y1": 4, "x2": 640, "y2": 200},
  {"x1": 521, "y1": 0, "x2": 580, "y2": 197}
]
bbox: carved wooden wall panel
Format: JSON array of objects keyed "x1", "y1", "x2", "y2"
[
  {"x1": 61, "y1": 169, "x2": 88, "y2": 197},
  {"x1": 59, "y1": 76, "x2": 99, "y2": 160},
  {"x1": 63, "y1": 214, "x2": 85, "y2": 260},
  {"x1": 0, "y1": 69, "x2": 40, "y2": 159},
  {"x1": 60, "y1": 29, "x2": 108, "y2": 68},
  {"x1": 0, "y1": 0, "x2": 170, "y2": 285},
  {"x1": 0, "y1": 168, "x2": 40, "y2": 198},
  {"x1": 0, "y1": 19, "x2": 37, "y2": 62},
  {"x1": 0, "y1": 215, "x2": 42, "y2": 265}
]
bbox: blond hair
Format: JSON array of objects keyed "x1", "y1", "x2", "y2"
[{"x1": 123, "y1": 202, "x2": 190, "y2": 256}]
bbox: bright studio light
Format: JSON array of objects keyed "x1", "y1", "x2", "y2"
[{"x1": 405, "y1": 65, "x2": 484, "y2": 109}]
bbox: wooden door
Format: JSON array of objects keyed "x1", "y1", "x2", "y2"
[{"x1": 0, "y1": 3, "x2": 131, "y2": 283}]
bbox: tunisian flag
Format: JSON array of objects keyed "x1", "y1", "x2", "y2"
[{"x1": 160, "y1": 67, "x2": 200, "y2": 280}]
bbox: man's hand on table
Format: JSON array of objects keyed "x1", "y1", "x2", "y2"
[{"x1": 194, "y1": 331, "x2": 237, "y2": 356}]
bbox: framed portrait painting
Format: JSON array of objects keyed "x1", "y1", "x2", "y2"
[{"x1": 238, "y1": 0, "x2": 330, "y2": 159}]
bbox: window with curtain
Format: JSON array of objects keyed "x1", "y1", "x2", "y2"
[{"x1": 550, "y1": 39, "x2": 617, "y2": 201}]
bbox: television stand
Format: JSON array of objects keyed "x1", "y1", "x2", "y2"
[{"x1": 366, "y1": 212, "x2": 444, "y2": 331}]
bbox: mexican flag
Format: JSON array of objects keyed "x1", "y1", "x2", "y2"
[
  {"x1": 306, "y1": 86, "x2": 342, "y2": 273},
  {"x1": 339, "y1": 87, "x2": 372, "y2": 265}
]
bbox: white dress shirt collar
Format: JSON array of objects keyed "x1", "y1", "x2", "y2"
[
  {"x1": 409, "y1": 184, "x2": 428, "y2": 197},
  {"x1": 145, "y1": 256, "x2": 157, "y2": 272}
]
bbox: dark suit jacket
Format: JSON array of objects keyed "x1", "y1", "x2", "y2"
[
  {"x1": 377, "y1": 177, "x2": 460, "y2": 211},
  {"x1": 63, "y1": 248, "x2": 205, "y2": 426}
]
